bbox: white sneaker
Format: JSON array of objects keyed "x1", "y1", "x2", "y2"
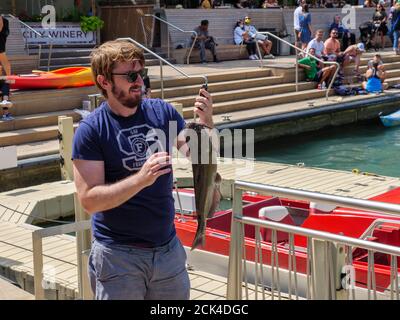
[
  {"x1": 0, "y1": 100, "x2": 13, "y2": 107},
  {"x1": 249, "y1": 55, "x2": 255, "y2": 60}
]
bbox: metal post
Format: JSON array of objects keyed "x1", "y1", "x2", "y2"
[
  {"x1": 167, "y1": 24, "x2": 170, "y2": 59},
  {"x1": 74, "y1": 193, "x2": 92, "y2": 300},
  {"x1": 170, "y1": 102, "x2": 183, "y2": 117},
  {"x1": 32, "y1": 232, "x2": 45, "y2": 300},
  {"x1": 227, "y1": 184, "x2": 243, "y2": 300},
  {"x1": 160, "y1": 60, "x2": 164, "y2": 100},
  {"x1": 311, "y1": 239, "x2": 332, "y2": 299},
  {"x1": 295, "y1": 52, "x2": 299, "y2": 92},
  {"x1": 58, "y1": 116, "x2": 74, "y2": 181}
]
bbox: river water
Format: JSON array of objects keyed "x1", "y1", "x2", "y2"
[{"x1": 255, "y1": 119, "x2": 400, "y2": 178}]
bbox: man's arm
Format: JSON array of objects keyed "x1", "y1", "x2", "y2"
[{"x1": 73, "y1": 153, "x2": 171, "y2": 214}]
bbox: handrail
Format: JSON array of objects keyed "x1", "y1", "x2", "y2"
[
  {"x1": 235, "y1": 181, "x2": 400, "y2": 217},
  {"x1": 235, "y1": 216, "x2": 400, "y2": 257},
  {"x1": 32, "y1": 219, "x2": 92, "y2": 300},
  {"x1": 141, "y1": 14, "x2": 198, "y2": 65},
  {"x1": 255, "y1": 31, "x2": 340, "y2": 101},
  {"x1": 117, "y1": 37, "x2": 208, "y2": 101},
  {"x1": 359, "y1": 218, "x2": 400, "y2": 241},
  {"x1": 228, "y1": 181, "x2": 400, "y2": 300},
  {"x1": 7, "y1": 14, "x2": 53, "y2": 71}
]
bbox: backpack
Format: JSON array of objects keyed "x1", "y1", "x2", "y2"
[
  {"x1": 334, "y1": 85, "x2": 354, "y2": 96},
  {"x1": 1, "y1": 17, "x2": 9, "y2": 37}
]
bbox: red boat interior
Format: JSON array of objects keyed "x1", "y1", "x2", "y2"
[{"x1": 176, "y1": 188, "x2": 400, "y2": 272}]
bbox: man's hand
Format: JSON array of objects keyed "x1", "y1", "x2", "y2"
[
  {"x1": 194, "y1": 88, "x2": 214, "y2": 128},
  {"x1": 136, "y1": 152, "x2": 172, "y2": 188}
]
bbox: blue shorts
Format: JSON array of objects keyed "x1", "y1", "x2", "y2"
[{"x1": 88, "y1": 236, "x2": 190, "y2": 300}]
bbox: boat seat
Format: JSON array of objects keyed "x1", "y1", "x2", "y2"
[
  {"x1": 258, "y1": 206, "x2": 295, "y2": 242},
  {"x1": 309, "y1": 202, "x2": 336, "y2": 215}
]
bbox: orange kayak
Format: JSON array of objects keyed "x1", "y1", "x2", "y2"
[{"x1": 8, "y1": 67, "x2": 95, "y2": 90}]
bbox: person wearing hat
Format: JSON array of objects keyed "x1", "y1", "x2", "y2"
[
  {"x1": 341, "y1": 42, "x2": 365, "y2": 75},
  {"x1": 243, "y1": 16, "x2": 275, "y2": 59}
]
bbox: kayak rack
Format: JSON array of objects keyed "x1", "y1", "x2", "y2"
[
  {"x1": 117, "y1": 37, "x2": 208, "y2": 101},
  {"x1": 7, "y1": 14, "x2": 53, "y2": 71}
]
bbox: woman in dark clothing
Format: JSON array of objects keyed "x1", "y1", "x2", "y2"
[
  {"x1": 373, "y1": 4, "x2": 389, "y2": 49},
  {"x1": 0, "y1": 15, "x2": 11, "y2": 77},
  {"x1": 329, "y1": 15, "x2": 356, "y2": 51}
]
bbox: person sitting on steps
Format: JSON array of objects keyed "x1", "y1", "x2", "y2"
[
  {"x1": 362, "y1": 55, "x2": 388, "y2": 93},
  {"x1": 298, "y1": 47, "x2": 337, "y2": 90},
  {"x1": 233, "y1": 19, "x2": 258, "y2": 60},
  {"x1": 192, "y1": 20, "x2": 220, "y2": 64},
  {"x1": 243, "y1": 16, "x2": 275, "y2": 59},
  {"x1": 0, "y1": 65, "x2": 13, "y2": 121}
]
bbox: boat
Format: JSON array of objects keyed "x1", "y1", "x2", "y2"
[
  {"x1": 173, "y1": 187, "x2": 400, "y2": 298},
  {"x1": 380, "y1": 109, "x2": 400, "y2": 127},
  {"x1": 7, "y1": 67, "x2": 95, "y2": 90}
]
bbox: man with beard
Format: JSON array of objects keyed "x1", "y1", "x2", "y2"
[{"x1": 72, "y1": 40, "x2": 214, "y2": 300}]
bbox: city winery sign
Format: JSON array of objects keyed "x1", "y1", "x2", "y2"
[{"x1": 22, "y1": 23, "x2": 96, "y2": 45}]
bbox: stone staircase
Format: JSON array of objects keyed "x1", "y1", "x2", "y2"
[
  {"x1": 2, "y1": 51, "x2": 400, "y2": 160},
  {"x1": 32, "y1": 47, "x2": 175, "y2": 71}
]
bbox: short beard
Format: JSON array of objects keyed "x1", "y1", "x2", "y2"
[{"x1": 111, "y1": 84, "x2": 142, "y2": 109}]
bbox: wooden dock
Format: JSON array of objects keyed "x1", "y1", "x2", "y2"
[
  {"x1": 174, "y1": 158, "x2": 400, "y2": 200},
  {"x1": 0, "y1": 159, "x2": 399, "y2": 299}
]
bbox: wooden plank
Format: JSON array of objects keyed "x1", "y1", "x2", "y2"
[{"x1": 0, "y1": 277, "x2": 34, "y2": 300}]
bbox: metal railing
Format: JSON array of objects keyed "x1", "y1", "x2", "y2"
[
  {"x1": 140, "y1": 14, "x2": 198, "y2": 65},
  {"x1": 255, "y1": 31, "x2": 339, "y2": 100},
  {"x1": 7, "y1": 14, "x2": 53, "y2": 71},
  {"x1": 227, "y1": 181, "x2": 400, "y2": 300},
  {"x1": 359, "y1": 218, "x2": 400, "y2": 241},
  {"x1": 32, "y1": 219, "x2": 91, "y2": 300},
  {"x1": 117, "y1": 37, "x2": 208, "y2": 101}
]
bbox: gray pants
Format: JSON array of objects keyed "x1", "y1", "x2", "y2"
[
  {"x1": 88, "y1": 236, "x2": 190, "y2": 300},
  {"x1": 195, "y1": 39, "x2": 216, "y2": 63}
]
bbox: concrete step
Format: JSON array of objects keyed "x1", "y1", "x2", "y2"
[
  {"x1": 152, "y1": 75, "x2": 284, "y2": 99},
  {"x1": 39, "y1": 56, "x2": 91, "y2": 66},
  {"x1": 385, "y1": 69, "x2": 400, "y2": 78},
  {"x1": 35, "y1": 49, "x2": 94, "y2": 59},
  {"x1": 150, "y1": 68, "x2": 272, "y2": 89},
  {"x1": 182, "y1": 88, "x2": 328, "y2": 118},
  {"x1": 0, "y1": 123, "x2": 79, "y2": 147},
  {"x1": 40, "y1": 63, "x2": 92, "y2": 71},
  {"x1": 358, "y1": 61, "x2": 400, "y2": 73},
  {"x1": 146, "y1": 58, "x2": 177, "y2": 66},
  {"x1": 0, "y1": 110, "x2": 81, "y2": 133},
  {"x1": 17, "y1": 140, "x2": 59, "y2": 160},
  {"x1": 10, "y1": 86, "x2": 98, "y2": 116},
  {"x1": 166, "y1": 81, "x2": 316, "y2": 108}
]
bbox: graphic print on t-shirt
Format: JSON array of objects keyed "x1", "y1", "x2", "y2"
[{"x1": 117, "y1": 124, "x2": 165, "y2": 172}]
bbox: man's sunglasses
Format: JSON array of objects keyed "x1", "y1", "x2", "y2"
[{"x1": 111, "y1": 70, "x2": 145, "y2": 83}]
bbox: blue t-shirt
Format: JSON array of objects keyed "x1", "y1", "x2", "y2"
[{"x1": 72, "y1": 99, "x2": 185, "y2": 247}]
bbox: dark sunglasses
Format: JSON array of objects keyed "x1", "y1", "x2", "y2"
[{"x1": 111, "y1": 70, "x2": 145, "y2": 83}]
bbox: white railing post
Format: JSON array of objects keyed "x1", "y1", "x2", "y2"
[
  {"x1": 58, "y1": 116, "x2": 74, "y2": 181},
  {"x1": 32, "y1": 231, "x2": 45, "y2": 300},
  {"x1": 227, "y1": 184, "x2": 243, "y2": 300}
]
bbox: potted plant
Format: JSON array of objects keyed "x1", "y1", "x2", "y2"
[{"x1": 80, "y1": 15, "x2": 104, "y2": 32}]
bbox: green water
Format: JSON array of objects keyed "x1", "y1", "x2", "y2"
[{"x1": 255, "y1": 119, "x2": 400, "y2": 178}]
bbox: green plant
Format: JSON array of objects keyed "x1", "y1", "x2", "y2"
[{"x1": 80, "y1": 16, "x2": 104, "y2": 32}]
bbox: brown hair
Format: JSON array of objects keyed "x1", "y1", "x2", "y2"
[{"x1": 90, "y1": 40, "x2": 145, "y2": 98}]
